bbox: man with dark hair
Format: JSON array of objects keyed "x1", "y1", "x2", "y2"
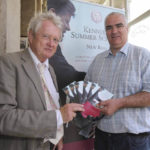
[
  {"x1": 47, "y1": 0, "x2": 86, "y2": 106},
  {"x1": 47, "y1": 0, "x2": 75, "y2": 17}
]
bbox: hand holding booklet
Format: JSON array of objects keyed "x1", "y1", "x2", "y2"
[{"x1": 63, "y1": 81, "x2": 113, "y2": 138}]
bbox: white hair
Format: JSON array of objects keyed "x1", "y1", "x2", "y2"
[
  {"x1": 27, "y1": 11, "x2": 63, "y2": 38},
  {"x1": 105, "y1": 12, "x2": 128, "y2": 27}
]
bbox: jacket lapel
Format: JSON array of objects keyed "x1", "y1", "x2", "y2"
[
  {"x1": 48, "y1": 66, "x2": 60, "y2": 108},
  {"x1": 48, "y1": 65, "x2": 58, "y2": 92},
  {"x1": 20, "y1": 50, "x2": 47, "y2": 109}
]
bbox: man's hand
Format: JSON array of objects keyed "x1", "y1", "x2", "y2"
[
  {"x1": 60, "y1": 103, "x2": 84, "y2": 123},
  {"x1": 98, "y1": 98, "x2": 123, "y2": 116},
  {"x1": 98, "y1": 92, "x2": 150, "y2": 116}
]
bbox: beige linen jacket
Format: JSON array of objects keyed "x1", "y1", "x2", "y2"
[{"x1": 0, "y1": 49, "x2": 59, "y2": 150}]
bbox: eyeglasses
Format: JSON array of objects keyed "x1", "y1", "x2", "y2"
[
  {"x1": 39, "y1": 34, "x2": 60, "y2": 44},
  {"x1": 106, "y1": 23, "x2": 125, "y2": 31}
]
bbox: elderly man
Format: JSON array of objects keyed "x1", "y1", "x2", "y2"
[
  {"x1": 85, "y1": 12, "x2": 150, "y2": 150},
  {"x1": 0, "y1": 12, "x2": 84, "y2": 150}
]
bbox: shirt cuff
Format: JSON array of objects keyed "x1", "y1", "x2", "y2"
[{"x1": 56, "y1": 110, "x2": 63, "y2": 129}]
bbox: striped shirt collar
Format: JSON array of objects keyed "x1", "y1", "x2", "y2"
[{"x1": 104, "y1": 42, "x2": 129, "y2": 57}]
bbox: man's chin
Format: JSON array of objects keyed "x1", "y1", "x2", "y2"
[{"x1": 111, "y1": 44, "x2": 123, "y2": 50}]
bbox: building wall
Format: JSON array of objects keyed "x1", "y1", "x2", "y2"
[{"x1": 0, "y1": 0, "x2": 20, "y2": 54}]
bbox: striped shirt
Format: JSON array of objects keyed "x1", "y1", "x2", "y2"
[{"x1": 85, "y1": 42, "x2": 150, "y2": 134}]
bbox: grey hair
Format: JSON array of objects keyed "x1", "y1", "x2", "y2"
[
  {"x1": 105, "y1": 12, "x2": 128, "y2": 26},
  {"x1": 27, "y1": 11, "x2": 63, "y2": 38}
]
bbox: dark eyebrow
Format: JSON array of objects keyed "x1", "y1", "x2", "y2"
[
  {"x1": 105, "y1": 25, "x2": 113, "y2": 30},
  {"x1": 115, "y1": 23, "x2": 124, "y2": 27},
  {"x1": 106, "y1": 23, "x2": 124, "y2": 30}
]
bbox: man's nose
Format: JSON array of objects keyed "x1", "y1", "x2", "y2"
[
  {"x1": 47, "y1": 39, "x2": 55, "y2": 46},
  {"x1": 111, "y1": 26, "x2": 118, "y2": 33}
]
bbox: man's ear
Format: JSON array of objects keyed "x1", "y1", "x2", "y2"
[
  {"x1": 28, "y1": 30, "x2": 34, "y2": 44},
  {"x1": 126, "y1": 25, "x2": 129, "y2": 33},
  {"x1": 49, "y1": 8, "x2": 56, "y2": 14}
]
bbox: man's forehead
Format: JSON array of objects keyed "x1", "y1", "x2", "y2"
[
  {"x1": 108, "y1": 14, "x2": 124, "y2": 20},
  {"x1": 106, "y1": 16, "x2": 125, "y2": 26},
  {"x1": 106, "y1": 22, "x2": 124, "y2": 27}
]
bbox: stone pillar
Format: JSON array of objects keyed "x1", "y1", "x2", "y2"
[
  {"x1": 0, "y1": 0, "x2": 6, "y2": 55},
  {"x1": 21, "y1": 0, "x2": 47, "y2": 37},
  {"x1": 21, "y1": 0, "x2": 36, "y2": 37},
  {"x1": 36, "y1": 0, "x2": 43, "y2": 13},
  {"x1": 0, "y1": 0, "x2": 20, "y2": 55},
  {"x1": 112, "y1": 0, "x2": 125, "y2": 9}
]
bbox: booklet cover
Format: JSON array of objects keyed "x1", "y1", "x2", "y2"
[{"x1": 63, "y1": 81, "x2": 113, "y2": 138}]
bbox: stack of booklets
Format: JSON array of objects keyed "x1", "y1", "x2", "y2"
[{"x1": 63, "y1": 81, "x2": 113, "y2": 138}]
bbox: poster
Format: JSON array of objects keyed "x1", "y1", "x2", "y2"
[{"x1": 62, "y1": 0, "x2": 124, "y2": 72}]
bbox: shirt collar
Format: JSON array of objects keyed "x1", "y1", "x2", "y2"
[
  {"x1": 28, "y1": 47, "x2": 49, "y2": 68},
  {"x1": 105, "y1": 42, "x2": 129, "y2": 57},
  {"x1": 120, "y1": 42, "x2": 129, "y2": 55}
]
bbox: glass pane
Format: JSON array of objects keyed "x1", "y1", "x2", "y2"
[
  {"x1": 129, "y1": 0, "x2": 150, "y2": 21},
  {"x1": 128, "y1": 16, "x2": 150, "y2": 50}
]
